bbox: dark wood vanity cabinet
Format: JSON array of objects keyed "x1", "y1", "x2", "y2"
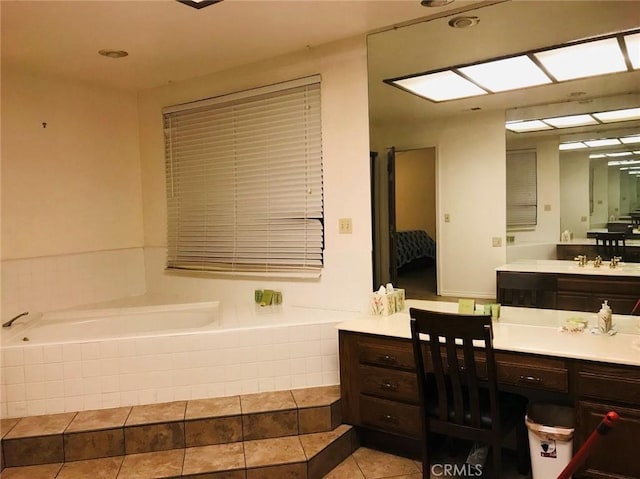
[
  {"x1": 575, "y1": 363, "x2": 640, "y2": 479},
  {"x1": 339, "y1": 330, "x2": 640, "y2": 479},
  {"x1": 497, "y1": 271, "x2": 640, "y2": 314}
]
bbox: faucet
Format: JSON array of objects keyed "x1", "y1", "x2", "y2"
[
  {"x1": 609, "y1": 256, "x2": 622, "y2": 268},
  {"x1": 593, "y1": 255, "x2": 603, "y2": 268},
  {"x1": 574, "y1": 255, "x2": 587, "y2": 267},
  {"x1": 2, "y1": 311, "x2": 29, "y2": 328}
]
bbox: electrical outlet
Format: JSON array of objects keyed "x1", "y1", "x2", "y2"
[
  {"x1": 338, "y1": 218, "x2": 353, "y2": 234},
  {"x1": 492, "y1": 237, "x2": 502, "y2": 247},
  {"x1": 444, "y1": 213, "x2": 451, "y2": 223},
  {"x1": 581, "y1": 216, "x2": 588, "y2": 222},
  {"x1": 544, "y1": 204, "x2": 551, "y2": 211}
]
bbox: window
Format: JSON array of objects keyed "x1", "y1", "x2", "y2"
[
  {"x1": 506, "y1": 150, "x2": 537, "y2": 228},
  {"x1": 163, "y1": 76, "x2": 323, "y2": 275}
]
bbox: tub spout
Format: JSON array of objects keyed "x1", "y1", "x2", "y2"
[{"x1": 2, "y1": 311, "x2": 29, "y2": 328}]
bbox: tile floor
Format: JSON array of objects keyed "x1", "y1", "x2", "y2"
[{"x1": 328, "y1": 446, "x2": 531, "y2": 479}]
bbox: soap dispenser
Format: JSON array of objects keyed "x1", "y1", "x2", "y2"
[{"x1": 597, "y1": 300, "x2": 613, "y2": 334}]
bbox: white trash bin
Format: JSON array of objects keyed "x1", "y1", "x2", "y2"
[{"x1": 526, "y1": 403, "x2": 575, "y2": 479}]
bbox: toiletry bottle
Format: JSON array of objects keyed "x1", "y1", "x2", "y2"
[{"x1": 597, "y1": 300, "x2": 612, "y2": 334}]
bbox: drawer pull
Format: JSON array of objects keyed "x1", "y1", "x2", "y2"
[
  {"x1": 519, "y1": 375, "x2": 542, "y2": 385},
  {"x1": 381, "y1": 414, "x2": 399, "y2": 424},
  {"x1": 380, "y1": 381, "x2": 398, "y2": 391},
  {"x1": 378, "y1": 355, "x2": 398, "y2": 365}
]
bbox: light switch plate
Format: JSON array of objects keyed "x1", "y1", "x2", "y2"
[{"x1": 339, "y1": 218, "x2": 353, "y2": 234}]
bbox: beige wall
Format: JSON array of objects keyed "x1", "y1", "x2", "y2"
[
  {"x1": 137, "y1": 37, "x2": 373, "y2": 311},
  {"x1": 1, "y1": 67, "x2": 143, "y2": 259},
  {"x1": 395, "y1": 148, "x2": 435, "y2": 237},
  {"x1": 560, "y1": 151, "x2": 591, "y2": 238}
]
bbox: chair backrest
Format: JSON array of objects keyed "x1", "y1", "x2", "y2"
[
  {"x1": 410, "y1": 308, "x2": 499, "y2": 433},
  {"x1": 630, "y1": 213, "x2": 640, "y2": 226},
  {"x1": 595, "y1": 232, "x2": 626, "y2": 259},
  {"x1": 497, "y1": 271, "x2": 557, "y2": 308}
]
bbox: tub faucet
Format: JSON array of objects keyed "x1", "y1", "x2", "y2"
[{"x1": 2, "y1": 311, "x2": 29, "y2": 328}]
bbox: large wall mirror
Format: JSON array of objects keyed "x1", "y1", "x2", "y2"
[{"x1": 368, "y1": 0, "x2": 640, "y2": 296}]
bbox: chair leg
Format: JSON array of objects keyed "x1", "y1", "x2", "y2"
[
  {"x1": 515, "y1": 417, "x2": 531, "y2": 475},
  {"x1": 492, "y1": 444, "x2": 502, "y2": 479}
]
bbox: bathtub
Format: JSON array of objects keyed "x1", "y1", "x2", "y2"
[
  {"x1": 0, "y1": 296, "x2": 355, "y2": 419},
  {"x1": 1, "y1": 301, "x2": 220, "y2": 345}
]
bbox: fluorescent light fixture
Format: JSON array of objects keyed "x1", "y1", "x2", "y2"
[
  {"x1": 388, "y1": 28, "x2": 639, "y2": 103},
  {"x1": 620, "y1": 135, "x2": 640, "y2": 144},
  {"x1": 543, "y1": 114, "x2": 598, "y2": 128},
  {"x1": 593, "y1": 107, "x2": 640, "y2": 123},
  {"x1": 559, "y1": 142, "x2": 587, "y2": 150},
  {"x1": 505, "y1": 120, "x2": 553, "y2": 133},
  {"x1": 394, "y1": 71, "x2": 487, "y2": 102},
  {"x1": 607, "y1": 151, "x2": 633, "y2": 157},
  {"x1": 584, "y1": 138, "x2": 621, "y2": 147},
  {"x1": 589, "y1": 153, "x2": 607, "y2": 158},
  {"x1": 608, "y1": 159, "x2": 640, "y2": 166},
  {"x1": 534, "y1": 37, "x2": 627, "y2": 81},
  {"x1": 458, "y1": 56, "x2": 552, "y2": 92},
  {"x1": 624, "y1": 32, "x2": 640, "y2": 69}
]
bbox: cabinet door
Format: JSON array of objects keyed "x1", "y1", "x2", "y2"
[
  {"x1": 556, "y1": 292, "x2": 590, "y2": 312},
  {"x1": 576, "y1": 401, "x2": 640, "y2": 479}
]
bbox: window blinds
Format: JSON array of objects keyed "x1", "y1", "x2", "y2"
[
  {"x1": 163, "y1": 76, "x2": 323, "y2": 275},
  {"x1": 506, "y1": 150, "x2": 537, "y2": 228}
]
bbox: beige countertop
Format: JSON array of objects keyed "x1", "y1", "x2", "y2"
[
  {"x1": 337, "y1": 299, "x2": 640, "y2": 367},
  {"x1": 496, "y1": 259, "x2": 640, "y2": 277}
]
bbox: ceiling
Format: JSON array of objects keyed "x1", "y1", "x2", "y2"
[
  {"x1": 0, "y1": 0, "x2": 487, "y2": 92},
  {"x1": 367, "y1": 0, "x2": 640, "y2": 126}
]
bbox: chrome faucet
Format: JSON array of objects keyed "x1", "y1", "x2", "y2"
[
  {"x1": 2, "y1": 311, "x2": 29, "y2": 328},
  {"x1": 609, "y1": 256, "x2": 622, "y2": 268}
]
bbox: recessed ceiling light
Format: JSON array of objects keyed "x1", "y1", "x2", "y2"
[
  {"x1": 459, "y1": 56, "x2": 551, "y2": 92},
  {"x1": 621, "y1": 135, "x2": 640, "y2": 144},
  {"x1": 393, "y1": 71, "x2": 487, "y2": 102},
  {"x1": 593, "y1": 107, "x2": 640, "y2": 123},
  {"x1": 542, "y1": 114, "x2": 598, "y2": 128},
  {"x1": 559, "y1": 142, "x2": 587, "y2": 150},
  {"x1": 448, "y1": 16, "x2": 479, "y2": 29},
  {"x1": 534, "y1": 37, "x2": 627, "y2": 81},
  {"x1": 505, "y1": 120, "x2": 553, "y2": 133},
  {"x1": 98, "y1": 49, "x2": 128, "y2": 59},
  {"x1": 624, "y1": 32, "x2": 640, "y2": 69},
  {"x1": 584, "y1": 138, "x2": 621, "y2": 147}
]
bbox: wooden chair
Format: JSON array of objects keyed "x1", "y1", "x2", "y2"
[
  {"x1": 595, "y1": 232, "x2": 626, "y2": 260},
  {"x1": 409, "y1": 308, "x2": 529, "y2": 479},
  {"x1": 496, "y1": 271, "x2": 557, "y2": 308}
]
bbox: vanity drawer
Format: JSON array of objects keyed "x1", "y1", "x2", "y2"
[
  {"x1": 358, "y1": 336, "x2": 415, "y2": 371},
  {"x1": 360, "y1": 364, "x2": 418, "y2": 403},
  {"x1": 360, "y1": 395, "x2": 421, "y2": 438},
  {"x1": 577, "y1": 363, "x2": 640, "y2": 404},
  {"x1": 496, "y1": 353, "x2": 569, "y2": 392}
]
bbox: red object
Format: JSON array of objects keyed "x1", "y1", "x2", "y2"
[{"x1": 557, "y1": 411, "x2": 619, "y2": 479}]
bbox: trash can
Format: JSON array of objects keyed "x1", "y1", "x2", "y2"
[{"x1": 526, "y1": 403, "x2": 576, "y2": 479}]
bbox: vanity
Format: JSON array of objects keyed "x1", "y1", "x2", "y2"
[
  {"x1": 496, "y1": 260, "x2": 640, "y2": 314},
  {"x1": 557, "y1": 239, "x2": 640, "y2": 263},
  {"x1": 338, "y1": 300, "x2": 640, "y2": 479}
]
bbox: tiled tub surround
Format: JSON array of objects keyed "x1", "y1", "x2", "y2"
[
  {"x1": 0, "y1": 386, "x2": 358, "y2": 478},
  {"x1": 1, "y1": 302, "x2": 352, "y2": 419}
]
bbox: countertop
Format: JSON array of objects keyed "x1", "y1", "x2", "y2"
[
  {"x1": 496, "y1": 259, "x2": 640, "y2": 277},
  {"x1": 337, "y1": 299, "x2": 640, "y2": 367}
]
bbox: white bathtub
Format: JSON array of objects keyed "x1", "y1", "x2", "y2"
[
  {"x1": 2, "y1": 301, "x2": 220, "y2": 346},
  {"x1": 0, "y1": 296, "x2": 355, "y2": 419}
]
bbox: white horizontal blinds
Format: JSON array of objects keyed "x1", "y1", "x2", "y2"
[
  {"x1": 164, "y1": 78, "x2": 323, "y2": 273},
  {"x1": 506, "y1": 150, "x2": 537, "y2": 227}
]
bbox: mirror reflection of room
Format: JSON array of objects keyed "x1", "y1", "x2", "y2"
[{"x1": 369, "y1": 0, "x2": 640, "y2": 302}]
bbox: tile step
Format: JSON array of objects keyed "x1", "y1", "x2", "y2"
[
  {"x1": 0, "y1": 424, "x2": 358, "y2": 479},
  {"x1": 1, "y1": 386, "x2": 342, "y2": 469}
]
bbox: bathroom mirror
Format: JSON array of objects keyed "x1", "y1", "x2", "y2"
[{"x1": 368, "y1": 0, "x2": 640, "y2": 289}]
